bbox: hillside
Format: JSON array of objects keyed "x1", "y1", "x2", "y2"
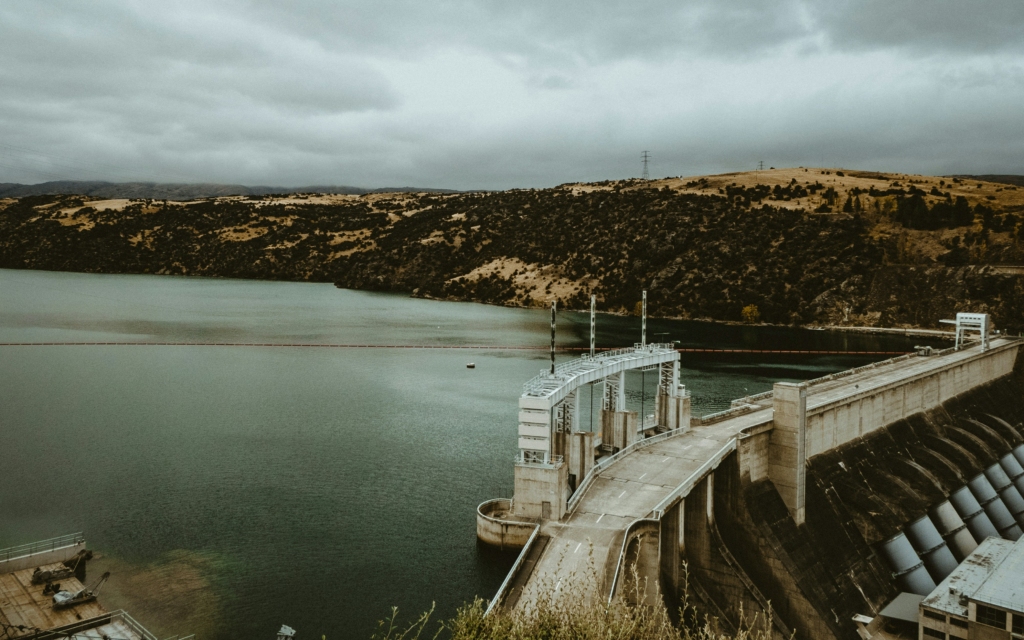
[
  {"x1": 0, "y1": 180, "x2": 457, "y2": 200},
  {"x1": 1, "y1": 168, "x2": 1022, "y2": 332}
]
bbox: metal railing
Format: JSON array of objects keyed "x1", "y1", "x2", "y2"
[
  {"x1": 25, "y1": 609, "x2": 190, "y2": 640},
  {"x1": 606, "y1": 518, "x2": 659, "y2": 606},
  {"x1": 515, "y1": 454, "x2": 564, "y2": 467},
  {"x1": 651, "y1": 438, "x2": 738, "y2": 518},
  {"x1": 485, "y1": 524, "x2": 541, "y2": 616},
  {"x1": 731, "y1": 389, "x2": 774, "y2": 406},
  {"x1": 693, "y1": 403, "x2": 766, "y2": 426},
  {"x1": 522, "y1": 343, "x2": 676, "y2": 397},
  {"x1": 0, "y1": 532, "x2": 84, "y2": 563}
]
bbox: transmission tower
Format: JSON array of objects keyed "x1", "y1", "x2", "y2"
[
  {"x1": 758, "y1": 160, "x2": 764, "y2": 171},
  {"x1": 641, "y1": 151, "x2": 650, "y2": 180}
]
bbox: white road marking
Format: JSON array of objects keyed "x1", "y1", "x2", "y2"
[
  {"x1": 638, "y1": 472, "x2": 647, "y2": 480},
  {"x1": 596, "y1": 513, "x2": 605, "y2": 523},
  {"x1": 574, "y1": 542, "x2": 582, "y2": 553},
  {"x1": 618, "y1": 490, "x2": 626, "y2": 498}
]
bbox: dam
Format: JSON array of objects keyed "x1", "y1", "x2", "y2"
[{"x1": 478, "y1": 316, "x2": 1024, "y2": 639}]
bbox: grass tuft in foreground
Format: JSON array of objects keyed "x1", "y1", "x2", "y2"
[{"x1": 373, "y1": 562, "x2": 780, "y2": 640}]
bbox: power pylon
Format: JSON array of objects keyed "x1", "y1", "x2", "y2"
[{"x1": 641, "y1": 151, "x2": 650, "y2": 180}]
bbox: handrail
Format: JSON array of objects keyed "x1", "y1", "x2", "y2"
[
  {"x1": 606, "y1": 518, "x2": 658, "y2": 606},
  {"x1": 26, "y1": 609, "x2": 169, "y2": 640},
  {"x1": 693, "y1": 404, "x2": 766, "y2": 426},
  {"x1": 485, "y1": 523, "x2": 541, "y2": 616},
  {"x1": 731, "y1": 389, "x2": 774, "y2": 406},
  {"x1": 566, "y1": 427, "x2": 688, "y2": 514},
  {"x1": 0, "y1": 532, "x2": 84, "y2": 563},
  {"x1": 522, "y1": 344, "x2": 677, "y2": 397}
]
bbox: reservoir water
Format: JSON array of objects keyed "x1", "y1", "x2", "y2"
[{"x1": 0, "y1": 269, "x2": 943, "y2": 639}]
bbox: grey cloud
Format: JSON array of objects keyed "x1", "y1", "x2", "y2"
[
  {"x1": 810, "y1": 1, "x2": 1024, "y2": 54},
  {"x1": 1, "y1": 1, "x2": 1023, "y2": 190}
]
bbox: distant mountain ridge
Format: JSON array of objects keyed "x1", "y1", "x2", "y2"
[
  {"x1": 0, "y1": 180, "x2": 458, "y2": 200},
  {"x1": 949, "y1": 175, "x2": 1024, "y2": 187}
]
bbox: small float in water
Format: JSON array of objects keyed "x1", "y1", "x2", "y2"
[{"x1": 466, "y1": 363, "x2": 476, "y2": 369}]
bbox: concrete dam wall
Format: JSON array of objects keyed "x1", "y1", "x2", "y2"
[
  {"x1": 481, "y1": 338, "x2": 1023, "y2": 640},
  {"x1": 695, "y1": 343, "x2": 1024, "y2": 639}
]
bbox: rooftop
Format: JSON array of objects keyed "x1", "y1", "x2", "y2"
[{"x1": 921, "y1": 536, "x2": 1024, "y2": 617}]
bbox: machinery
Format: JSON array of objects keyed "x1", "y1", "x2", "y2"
[
  {"x1": 30, "y1": 549, "x2": 90, "y2": 585},
  {"x1": 52, "y1": 571, "x2": 110, "y2": 610}
]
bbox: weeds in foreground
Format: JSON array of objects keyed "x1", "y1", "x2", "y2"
[{"x1": 373, "y1": 558, "x2": 779, "y2": 640}]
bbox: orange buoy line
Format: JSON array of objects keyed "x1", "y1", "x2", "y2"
[{"x1": 0, "y1": 342, "x2": 911, "y2": 355}]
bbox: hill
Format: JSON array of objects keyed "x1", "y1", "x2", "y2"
[
  {"x1": 0, "y1": 180, "x2": 458, "y2": 200},
  {"x1": 1, "y1": 168, "x2": 1022, "y2": 332}
]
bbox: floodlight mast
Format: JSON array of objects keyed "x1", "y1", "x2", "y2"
[
  {"x1": 642, "y1": 290, "x2": 647, "y2": 347},
  {"x1": 590, "y1": 294, "x2": 596, "y2": 357},
  {"x1": 550, "y1": 301, "x2": 557, "y2": 375}
]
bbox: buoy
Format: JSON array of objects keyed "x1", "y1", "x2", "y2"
[{"x1": 466, "y1": 363, "x2": 476, "y2": 369}]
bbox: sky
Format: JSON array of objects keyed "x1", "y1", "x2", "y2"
[{"x1": 1, "y1": 1, "x2": 1023, "y2": 190}]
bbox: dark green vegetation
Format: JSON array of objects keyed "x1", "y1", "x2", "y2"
[{"x1": 2, "y1": 171, "x2": 1023, "y2": 332}]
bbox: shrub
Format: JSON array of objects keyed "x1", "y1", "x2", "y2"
[
  {"x1": 741, "y1": 304, "x2": 761, "y2": 324},
  {"x1": 373, "y1": 564, "x2": 780, "y2": 640}
]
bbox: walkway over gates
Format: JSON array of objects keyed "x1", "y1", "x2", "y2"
[{"x1": 514, "y1": 343, "x2": 690, "y2": 521}]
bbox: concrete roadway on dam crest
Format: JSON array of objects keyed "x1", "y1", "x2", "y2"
[
  {"x1": 514, "y1": 340, "x2": 1018, "y2": 609},
  {"x1": 517, "y1": 410, "x2": 770, "y2": 609}
]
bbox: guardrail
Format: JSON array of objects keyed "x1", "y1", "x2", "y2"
[
  {"x1": 606, "y1": 518, "x2": 659, "y2": 606},
  {"x1": 485, "y1": 524, "x2": 541, "y2": 616},
  {"x1": 605, "y1": 438, "x2": 739, "y2": 606},
  {"x1": 651, "y1": 439, "x2": 738, "y2": 519},
  {"x1": 692, "y1": 404, "x2": 766, "y2": 427},
  {"x1": 0, "y1": 532, "x2": 84, "y2": 563},
  {"x1": 731, "y1": 389, "x2": 774, "y2": 406},
  {"x1": 567, "y1": 427, "x2": 689, "y2": 514}
]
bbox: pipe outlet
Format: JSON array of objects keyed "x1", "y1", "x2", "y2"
[
  {"x1": 1014, "y1": 444, "x2": 1024, "y2": 469},
  {"x1": 949, "y1": 485, "x2": 999, "y2": 543},
  {"x1": 1003, "y1": 451, "x2": 1024, "y2": 496},
  {"x1": 928, "y1": 500, "x2": 977, "y2": 562},
  {"x1": 904, "y1": 515, "x2": 958, "y2": 582},
  {"x1": 967, "y1": 473, "x2": 1023, "y2": 540},
  {"x1": 878, "y1": 532, "x2": 937, "y2": 596},
  {"x1": 985, "y1": 463, "x2": 1024, "y2": 527}
]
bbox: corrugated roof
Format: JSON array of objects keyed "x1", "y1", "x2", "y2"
[
  {"x1": 973, "y1": 536, "x2": 1024, "y2": 611},
  {"x1": 921, "y1": 537, "x2": 1016, "y2": 617},
  {"x1": 880, "y1": 592, "x2": 924, "y2": 623}
]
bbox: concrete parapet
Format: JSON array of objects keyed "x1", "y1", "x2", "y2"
[
  {"x1": 803, "y1": 340, "x2": 1019, "y2": 460},
  {"x1": 477, "y1": 499, "x2": 538, "y2": 550}
]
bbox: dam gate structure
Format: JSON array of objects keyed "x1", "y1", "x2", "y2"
[{"x1": 477, "y1": 324, "x2": 1024, "y2": 640}]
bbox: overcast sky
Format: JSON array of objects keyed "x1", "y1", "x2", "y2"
[{"x1": 1, "y1": 1, "x2": 1023, "y2": 190}]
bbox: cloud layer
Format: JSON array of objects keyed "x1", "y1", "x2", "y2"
[{"x1": 2, "y1": 1, "x2": 1022, "y2": 189}]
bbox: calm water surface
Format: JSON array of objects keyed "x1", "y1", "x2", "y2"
[{"x1": 0, "y1": 269, "x2": 944, "y2": 639}]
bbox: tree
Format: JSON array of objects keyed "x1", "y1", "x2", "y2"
[{"x1": 741, "y1": 304, "x2": 761, "y2": 323}]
